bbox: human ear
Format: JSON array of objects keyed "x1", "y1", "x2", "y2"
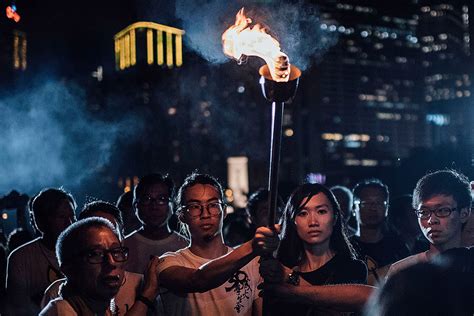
[{"x1": 460, "y1": 207, "x2": 470, "y2": 223}]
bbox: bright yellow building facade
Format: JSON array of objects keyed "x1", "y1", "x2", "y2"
[{"x1": 114, "y1": 22, "x2": 185, "y2": 70}]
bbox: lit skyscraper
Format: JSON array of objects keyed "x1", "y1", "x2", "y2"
[
  {"x1": 278, "y1": 0, "x2": 473, "y2": 186},
  {"x1": 282, "y1": 0, "x2": 425, "y2": 184},
  {"x1": 418, "y1": 1, "x2": 472, "y2": 147}
]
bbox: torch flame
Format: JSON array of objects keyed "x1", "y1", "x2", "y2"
[{"x1": 222, "y1": 8, "x2": 290, "y2": 82}]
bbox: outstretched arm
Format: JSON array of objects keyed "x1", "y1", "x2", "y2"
[
  {"x1": 262, "y1": 283, "x2": 375, "y2": 312},
  {"x1": 159, "y1": 226, "x2": 280, "y2": 293}
]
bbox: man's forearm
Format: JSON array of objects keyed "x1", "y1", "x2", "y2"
[
  {"x1": 194, "y1": 241, "x2": 255, "y2": 292},
  {"x1": 293, "y1": 284, "x2": 374, "y2": 311}
]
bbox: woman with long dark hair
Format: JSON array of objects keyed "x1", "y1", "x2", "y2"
[{"x1": 262, "y1": 183, "x2": 369, "y2": 315}]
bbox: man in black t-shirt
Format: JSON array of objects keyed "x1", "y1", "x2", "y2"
[{"x1": 350, "y1": 179, "x2": 409, "y2": 285}]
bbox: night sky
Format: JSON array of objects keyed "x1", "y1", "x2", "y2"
[{"x1": 2, "y1": 0, "x2": 474, "y2": 203}]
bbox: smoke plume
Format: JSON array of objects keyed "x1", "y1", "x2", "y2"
[
  {"x1": 0, "y1": 78, "x2": 141, "y2": 195},
  {"x1": 174, "y1": 0, "x2": 338, "y2": 70}
]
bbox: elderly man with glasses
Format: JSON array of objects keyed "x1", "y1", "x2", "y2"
[
  {"x1": 156, "y1": 172, "x2": 280, "y2": 316},
  {"x1": 39, "y1": 217, "x2": 161, "y2": 316},
  {"x1": 124, "y1": 173, "x2": 188, "y2": 274},
  {"x1": 386, "y1": 169, "x2": 471, "y2": 279}
]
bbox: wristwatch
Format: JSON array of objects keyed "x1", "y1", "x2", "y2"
[{"x1": 287, "y1": 270, "x2": 300, "y2": 286}]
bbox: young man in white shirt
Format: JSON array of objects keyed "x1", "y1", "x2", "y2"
[
  {"x1": 156, "y1": 173, "x2": 279, "y2": 316},
  {"x1": 124, "y1": 174, "x2": 188, "y2": 274}
]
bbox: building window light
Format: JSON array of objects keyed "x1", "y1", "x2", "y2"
[
  {"x1": 376, "y1": 112, "x2": 401, "y2": 120},
  {"x1": 426, "y1": 114, "x2": 450, "y2": 126},
  {"x1": 322, "y1": 133, "x2": 343, "y2": 141},
  {"x1": 396, "y1": 56, "x2": 407, "y2": 63},
  {"x1": 362, "y1": 159, "x2": 378, "y2": 167},
  {"x1": 345, "y1": 159, "x2": 361, "y2": 166},
  {"x1": 284, "y1": 128, "x2": 294, "y2": 137},
  {"x1": 374, "y1": 43, "x2": 383, "y2": 49}
]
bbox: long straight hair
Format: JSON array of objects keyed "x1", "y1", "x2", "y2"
[{"x1": 277, "y1": 183, "x2": 357, "y2": 268}]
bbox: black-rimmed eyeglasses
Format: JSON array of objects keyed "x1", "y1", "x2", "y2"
[
  {"x1": 82, "y1": 246, "x2": 129, "y2": 264},
  {"x1": 414, "y1": 207, "x2": 456, "y2": 220},
  {"x1": 179, "y1": 202, "x2": 225, "y2": 218}
]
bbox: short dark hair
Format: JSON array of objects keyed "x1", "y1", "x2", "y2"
[
  {"x1": 133, "y1": 173, "x2": 175, "y2": 202},
  {"x1": 330, "y1": 185, "x2": 353, "y2": 202},
  {"x1": 330, "y1": 185, "x2": 354, "y2": 220},
  {"x1": 353, "y1": 179, "x2": 389, "y2": 202},
  {"x1": 277, "y1": 183, "x2": 357, "y2": 268},
  {"x1": 175, "y1": 172, "x2": 224, "y2": 212},
  {"x1": 79, "y1": 200, "x2": 124, "y2": 230},
  {"x1": 56, "y1": 217, "x2": 118, "y2": 266},
  {"x1": 31, "y1": 188, "x2": 76, "y2": 221},
  {"x1": 412, "y1": 169, "x2": 471, "y2": 210},
  {"x1": 245, "y1": 188, "x2": 284, "y2": 222},
  {"x1": 116, "y1": 191, "x2": 133, "y2": 210}
]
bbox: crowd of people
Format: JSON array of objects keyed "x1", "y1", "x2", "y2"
[{"x1": 0, "y1": 169, "x2": 473, "y2": 315}]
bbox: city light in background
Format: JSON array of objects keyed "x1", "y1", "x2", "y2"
[{"x1": 1, "y1": 0, "x2": 474, "y2": 232}]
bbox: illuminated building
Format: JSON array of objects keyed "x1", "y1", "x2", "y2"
[
  {"x1": 280, "y1": 0, "x2": 426, "y2": 183},
  {"x1": 114, "y1": 22, "x2": 185, "y2": 70},
  {"x1": 0, "y1": 3, "x2": 26, "y2": 79},
  {"x1": 12, "y1": 30, "x2": 27, "y2": 70},
  {"x1": 275, "y1": 0, "x2": 474, "y2": 186},
  {"x1": 0, "y1": 28, "x2": 27, "y2": 82},
  {"x1": 109, "y1": 21, "x2": 189, "y2": 181},
  {"x1": 418, "y1": 1, "x2": 472, "y2": 147}
]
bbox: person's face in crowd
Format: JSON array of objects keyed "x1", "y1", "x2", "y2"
[
  {"x1": 71, "y1": 227, "x2": 126, "y2": 300},
  {"x1": 355, "y1": 187, "x2": 388, "y2": 228},
  {"x1": 135, "y1": 183, "x2": 172, "y2": 228},
  {"x1": 294, "y1": 192, "x2": 335, "y2": 247},
  {"x1": 181, "y1": 184, "x2": 224, "y2": 241},
  {"x1": 45, "y1": 199, "x2": 76, "y2": 239},
  {"x1": 417, "y1": 194, "x2": 469, "y2": 249},
  {"x1": 461, "y1": 212, "x2": 474, "y2": 247}
]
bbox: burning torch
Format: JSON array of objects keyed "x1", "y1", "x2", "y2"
[{"x1": 222, "y1": 8, "x2": 301, "y2": 228}]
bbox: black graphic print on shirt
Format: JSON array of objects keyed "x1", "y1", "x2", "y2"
[{"x1": 225, "y1": 270, "x2": 251, "y2": 313}]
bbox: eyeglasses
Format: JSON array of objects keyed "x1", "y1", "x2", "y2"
[
  {"x1": 139, "y1": 195, "x2": 170, "y2": 206},
  {"x1": 179, "y1": 202, "x2": 224, "y2": 218},
  {"x1": 82, "y1": 246, "x2": 129, "y2": 264},
  {"x1": 414, "y1": 207, "x2": 456, "y2": 220},
  {"x1": 356, "y1": 201, "x2": 388, "y2": 208}
]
